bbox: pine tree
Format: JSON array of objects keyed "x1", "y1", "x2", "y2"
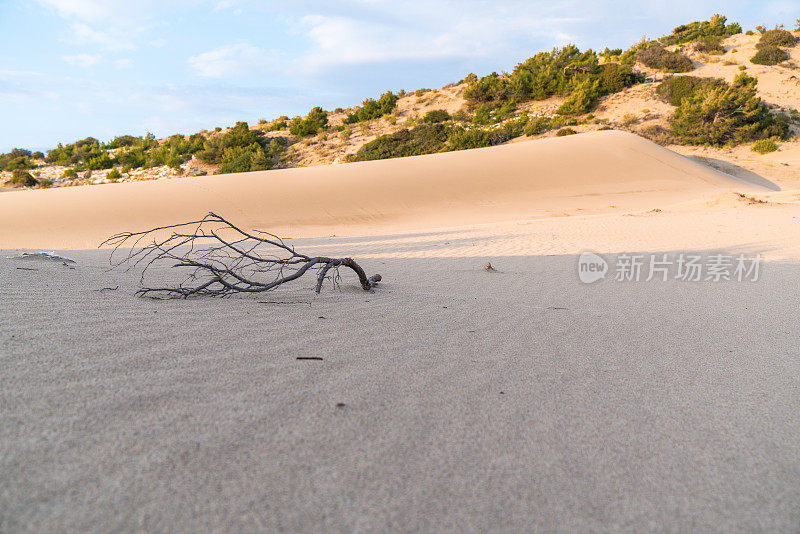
[{"x1": 670, "y1": 73, "x2": 788, "y2": 146}]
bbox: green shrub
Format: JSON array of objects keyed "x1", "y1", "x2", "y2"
[
  {"x1": 144, "y1": 133, "x2": 203, "y2": 169},
  {"x1": 116, "y1": 148, "x2": 147, "y2": 169},
  {"x1": 106, "y1": 135, "x2": 141, "y2": 149},
  {"x1": 656, "y1": 76, "x2": 726, "y2": 105},
  {"x1": 464, "y1": 46, "x2": 638, "y2": 117},
  {"x1": 32, "y1": 151, "x2": 44, "y2": 159},
  {"x1": 670, "y1": 73, "x2": 790, "y2": 146},
  {"x1": 696, "y1": 37, "x2": 724, "y2": 54},
  {"x1": 660, "y1": 14, "x2": 742, "y2": 45},
  {"x1": 635, "y1": 45, "x2": 694, "y2": 72},
  {"x1": 198, "y1": 122, "x2": 263, "y2": 163},
  {"x1": 602, "y1": 47, "x2": 623, "y2": 59},
  {"x1": 464, "y1": 72, "x2": 509, "y2": 107},
  {"x1": 557, "y1": 78, "x2": 601, "y2": 115},
  {"x1": 106, "y1": 168, "x2": 122, "y2": 181},
  {"x1": 289, "y1": 107, "x2": 328, "y2": 136},
  {"x1": 85, "y1": 153, "x2": 113, "y2": 170},
  {"x1": 344, "y1": 92, "x2": 399, "y2": 124},
  {"x1": 10, "y1": 169, "x2": 37, "y2": 187},
  {"x1": 266, "y1": 120, "x2": 287, "y2": 131},
  {"x1": 756, "y1": 29, "x2": 797, "y2": 48},
  {"x1": 796, "y1": 18, "x2": 800, "y2": 32},
  {"x1": 751, "y1": 139, "x2": 778, "y2": 154},
  {"x1": 422, "y1": 109, "x2": 451, "y2": 123},
  {"x1": 38, "y1": 178, "x2": 53, "y2": 188},
  {"x1": 349, "y1": 123, "x2": 450, "y2": 162},
  {"x1": 61, "y1": 167, "x2": 78, "y2": 179},
  {"x1": 640, "y1": 124, "x2": 672, "y2": 145},
  {"x1": 451, "y1": 109, "x2": 470, "y2": 122},
  {"x1": 472, "y1": 104, "x2": 492, "y2": 125},
  {"x1": 556, "y1": 128, "x2": 577, "y2": 136},
  {"x1": 751, "y1": 46, "x2": 789, "y2": 65},
  {"x1": 493, "y1": 100, "x2": 516, "y2": 120},
  {"x1": 524, "y1": 116, "x2": 553, "y2": 136}
]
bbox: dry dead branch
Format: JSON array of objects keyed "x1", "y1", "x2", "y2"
[{"x1": 102, "y1": 212, "x2": 381, "y2": 298}]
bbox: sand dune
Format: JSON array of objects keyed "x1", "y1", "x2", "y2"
[{"x1": 0, "y1": 131, "x2": 770, "y2": 250}]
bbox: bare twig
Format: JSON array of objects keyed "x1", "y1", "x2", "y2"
[{"x1": 101, "y1": 212, "x2": 381, "y2": 298}]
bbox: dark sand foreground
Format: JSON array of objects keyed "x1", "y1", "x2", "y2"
[{"x1": 2, "y1": 239, "x2": 799, "y2": 532}]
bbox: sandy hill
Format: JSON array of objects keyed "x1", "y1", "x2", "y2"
[{"x1": 0, "y1": 131, "x2": 772, "y2": 250}]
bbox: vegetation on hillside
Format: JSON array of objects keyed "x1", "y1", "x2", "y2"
[
  {"x1": 669, "y1": 73, "x2": 789, "y2": 146},
  {"x1": 656, "y1": 76, "x2": 726, "y2": 106},
  {"x1": 756, "y1": 29, "x2": 797, "y2": 48},
  {"x1": 463, "y1": 45, "x2": 641, "y2": 117},
  {"x1": 5, "y1": 13, "x2": 799, "y2": 187},
  {"x1": 0, "y1": 148, "x2": 36, "y2": 172},
  {"x1": 288, "y1": 107, "x2": 328, "y2": 137},
  {"x1": 344, "y1": 92, "x2": 399, "y2": 124},
  {"x1": 635, "y1": 45, "x2": 694, "y2": 73},
  {"x1": 751, "y1": 46, "x2": 789, "y2": 65},
  {"x1": 659, "y1": 14, "x2": 742, "y2": 45}
]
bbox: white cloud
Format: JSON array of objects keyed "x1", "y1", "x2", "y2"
[
  {"x1": 62, "y1": 53, "x2": 101, "y2": 67},
  {"x1": 188, "y1": 43, "x2": 277, "y2": 78},
  {"x1": 36, "y1": 0, "x2": 116, "y2": 21},
  {"x1": 115, "y1": 58, "x2": 133, "y2": 69},
  {"x1": 36, "y1": 0, "x2": 164, "y2": 50},
  {"x1": 292, "y1": 3, "x2": 584, "y2": 75}
]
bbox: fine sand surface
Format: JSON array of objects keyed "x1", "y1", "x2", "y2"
[{"x1": 2, "y1": 132, "x2": 800, "y2": 531}]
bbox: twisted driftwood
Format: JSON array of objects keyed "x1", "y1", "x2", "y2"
[{"x1": 102, "y1": 212, "x2": 381, "y2": 298}]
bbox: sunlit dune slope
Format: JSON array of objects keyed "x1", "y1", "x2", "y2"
[{"x1": 0, "y1": 130, "x2": 771, "y2": 249}]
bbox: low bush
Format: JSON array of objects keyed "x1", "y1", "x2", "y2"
[
  {"x1": 106, "y1": 135, "x2": 141, "y2": 149},
  {"x1": 85, "y1": 153, "x2": 113, "y2": 170},
  {"x1": 289, "y1": 107, "x2": 328, "y2": 136},
  {"x1": 38, "y1": 178, "x2": 53, "y2": 188},
  {"x1": 620, "y1": 113, "x2": 639, "y2": 126},
  {"x1": 106, "y1": 168, "x2": 122, "y2": 181},
  {"x1": 422, "y1": 109, "x2": 451, "y2": 123},
  {"x1": 464, "y1": 45, "x2": 640, "y2": 117},
  {"x1": 670, "y1": 73, "x2": 790, "y2": 146},
  {"x1": 62, "y1": 167, "x2": 78, "y2": 179},
  {"x1": 635, "y1": 45, "x2": 694, "y2": 72},
  {"x1": 696, "y1": 37, "x2": 724, "y2": 54},
  {"x1": 348, "y1": 123, "x2": 450, "y2": 162},
  {"x1": 756, "y1": 29, "x2": 797, "y2": 48},
  {"x1": 751, "y1": 139, "x2": 778, "y2": 154},
  {"x1": 10, "y1": 169, "x2": 37, "y2": 187},
  {"x1": 660, "y1": 14, "x2": 742, "y2": 45},
  {"x1": 344, "y1": 92, "x2": 399, "y2": 124},
  {"x1": 751, "y1": 46, "x2": 789, "y2": 65},
  {"x1": 350, "y1": 115, "x2": 530, "y2": 162},
  {"x1": 656, "y1": 76, "x2": 726, "y2": 105},
  {"x1": 266, "y1": 121, "x2": 287, "y2": 131},
  {"x1": 640, "y1": 124, "x2": 673, "y2": 145},
  {"x1": 556, "y1": 128, "x2": 577, "y2": 136}
]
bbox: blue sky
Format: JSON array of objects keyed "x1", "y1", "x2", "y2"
[{"x1": 1, "y1": 0, "x2": 798, "y2": 152}]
